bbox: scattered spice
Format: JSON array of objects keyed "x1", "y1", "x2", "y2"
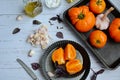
[
  {"x1": 49, "y1": 21, "x2": 54, "y2": 25},
  {"x1": 12, "y1": 28, "x2": 20, "y2": 34},
  {"x1": 56, "y1": 26, "x2": 63, "y2": 29},
  {"x1": 56, "y1": 32, "x2": 63, "y2": 39},
  {"x1": 31, "y1": 63, "x2": 40, "y2": 70},
  {"x1": 60, "y1": 26, "x2": 63, "y2": 29},
  {"x1": 33, "y1": 20, "x2": 41, "y2": 25},
  {"x1": 57, "y1": 26, "x2": 59, "y2": 29},
  {"x1": 91, "y1": 68, "x2": 105, "y2": 80}
]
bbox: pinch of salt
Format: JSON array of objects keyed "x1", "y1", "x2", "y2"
[{"x1": 28, "y1": 50, "x2": 35, "y2": 57}]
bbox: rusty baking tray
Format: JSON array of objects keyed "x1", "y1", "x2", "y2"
[{"x1": 63, "y1": 0, "x2": 120, "y2": 69}]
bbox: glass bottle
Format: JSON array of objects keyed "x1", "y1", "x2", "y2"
[{"x1": 23, "y1": 0, "x2": 42, "y2": 17}]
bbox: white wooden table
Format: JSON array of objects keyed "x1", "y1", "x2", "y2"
[{"x1": 0, "y1": 0, "x2": 120, "y2": 80}]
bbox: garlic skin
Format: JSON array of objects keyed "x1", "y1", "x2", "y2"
[{"x1": 45, "y1": 0, "x2": 61, "y2": 8}]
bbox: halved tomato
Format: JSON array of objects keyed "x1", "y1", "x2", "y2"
[
  {"x1": 66, "y1": 59, "x2": 83, "y2": 75},
  {"x1": 64, "y1": 44, "x2": 76, "y2": 60},
  {"x1": 52, "y1": 47, "x2": 65, "y2": 65}
]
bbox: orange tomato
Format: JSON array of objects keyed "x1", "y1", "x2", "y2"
[
  {"x1": 109, "y1": 18, "x2": 120, "y2": 42},
  {"x1": 52, "y1": 47, "x2": 65, "y2": 65},
  {"x1": 66, "y1": 59, "x2": 83, "y2": 75},
  {"x1": 68, "y1": 5, "x2": 96, "y2": 32},
  {"x1": 64, "y1": 43, "x2": 76, "y2": 60},
  {"x1": 68, "y1": 7, "x2": 81, "y2": 25},
  {"x1": 89, "y1": 0, "x2": 106, "y2": 14},
  {"x1": 89, "y1": 30, "x2": 107, "y2": 48}
]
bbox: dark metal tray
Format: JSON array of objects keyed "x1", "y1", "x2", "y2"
[{"x1": 63, "y1": 0, "x2": 120, "y2": 69}]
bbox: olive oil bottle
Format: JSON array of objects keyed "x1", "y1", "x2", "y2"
[{"x1": 24, "y1": 0, "x2": 42, "y2": 17}]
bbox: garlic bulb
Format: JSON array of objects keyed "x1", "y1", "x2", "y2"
[{"x1": 95, "y1": 7, "x2": 114, "y2": 30}]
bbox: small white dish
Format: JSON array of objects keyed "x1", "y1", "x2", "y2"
[{"x1": 45, "y1": 0, "x2": 61, "y2": 8}]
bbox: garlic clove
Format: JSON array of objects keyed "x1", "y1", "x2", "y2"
[
  {"x1": 47, "y1": 72, "x2": 55, "y2": 77},
  {"x1": 16, "y1": 15, "x2": 23, "y2": 21},
  {"x1": 28, "y1": 50, "x2": 35, "y2": 57}
]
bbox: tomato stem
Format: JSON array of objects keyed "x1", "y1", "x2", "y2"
[
  {"x1": 119, "y1": 26, "x2": 120, "y2": 30},
  {"x1": 78, "y1": 13, "x2": 85, "y2": 19},
  {"x1": 96, "y1": 0, "x2": 102, "y2": 5},
  {"x1": 96, "y1": 40, "x2": 101, "y2": 44}
]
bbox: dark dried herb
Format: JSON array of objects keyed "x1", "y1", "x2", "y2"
[
  {"x1": 50, "y1": 17, "x2": 58, "y2": 21},
  {"x1": 56, "y1": 32, "x2": 64, "y2": 39},
  {"x1": 54, "y1": 62, "x2": 67, "y2": 77},
  {"x1": 31, "y1": 63, "x2": 40, "y2": 70},
  {"x1": 50, "y1": 14, "x2": 63, "y2": 23},
  {"x1": 91, "y1": 68, "x2": 105, "y2": 80},
  {"x1": 33, "y1": 20, "x2": 41, "y2": 25},
  {"x1": 56, "y1": 26, "x2": 63, "y2": 29},
  {"x1": 57, "y1": 26, "x2": 59, "y2": 29},
  {"x1": 60, "y1": 27, "x2": 63, "y2": 29},
  {"x1": 49, "y1": 21, "x2": 54, "y2": 25},
  {"x1": 12, "y1": 28, "x2": 20, "y2": 34},
  {"x1": 56, "y1": 15, "x2": 63, "y2": 23},
  {"x1": 54, "y1": 67, "x2": 67, "y2": 77}
]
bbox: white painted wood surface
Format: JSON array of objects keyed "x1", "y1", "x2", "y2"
[{"x1": 0, "y1": 0, "x2": 120, "y2": 80}]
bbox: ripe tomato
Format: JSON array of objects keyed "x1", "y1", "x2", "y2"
[
  {"x1": 89, "y1": 30, "x2": 107, "y2": 48},
  {"x1": 89, "y1": 0, "x2": 106, "y2": 14},
  {"x1": 68, "y1": 5, "x2": 96, "y2": 32},
  {"x1": 109, "y1": 18, "x2": 120, "y2": 42}
]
